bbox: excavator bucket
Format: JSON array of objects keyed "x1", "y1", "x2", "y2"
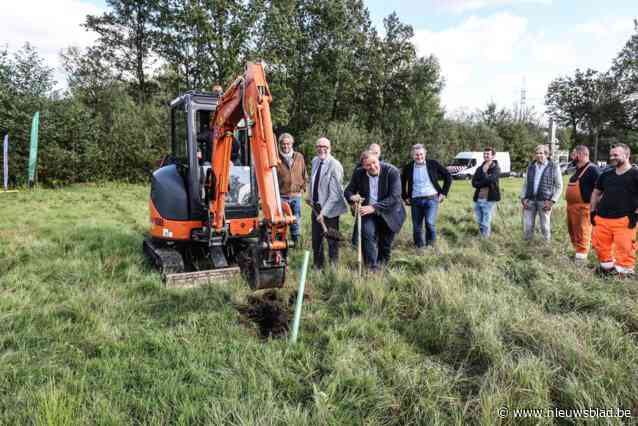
[
  {"x1": 247, "y1": 266, "x2": 286, "y2": 290},
  {"x1": 236, "y1": 244, "x2": 287, "y2": 290}
]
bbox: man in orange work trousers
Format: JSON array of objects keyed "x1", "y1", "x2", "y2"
[
  {"x1": 565, "y1": 146, "x2": 600, "y2": 263},
  {"x1": 590, "y1": 143, "x2": 638, "y2": 276}
]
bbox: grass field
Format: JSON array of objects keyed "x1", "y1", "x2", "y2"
[{"x1": 1, "y1": 179, "x2": 637, "y2": 425}]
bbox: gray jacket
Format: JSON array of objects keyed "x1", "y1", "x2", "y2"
[
  {"x1": 307, "y1": 155, "x2": 348, "y2": 218},
  {"x1": 520, "y1": 160, "x2": 563, "y2": 202}
]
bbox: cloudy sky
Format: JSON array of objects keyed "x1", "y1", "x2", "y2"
[
  {"x1": 367, "y1": 0, "x2": 637, "y2": 116},
  {"x1": 0, "y1": 0, "x2": 104, "y2": 81},
  {"x1": 1, "y1": 0, "x2": 636, "y2": 117}
]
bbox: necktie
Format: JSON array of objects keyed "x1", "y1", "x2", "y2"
[{"x1": 312, "y1": 160, "x2": 323, "y2": 203}]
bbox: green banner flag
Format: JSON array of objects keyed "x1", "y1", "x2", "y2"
[{"x1": 28, "y1": 111, "x2": 40, "y2": 186}]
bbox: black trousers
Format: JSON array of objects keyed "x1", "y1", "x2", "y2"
[
  {"x1": 311, "y1": 210, "x2": 340, "y2": 269},
  {"x1": 361, "y1": 215, "x2": 395, "y2": 270}
]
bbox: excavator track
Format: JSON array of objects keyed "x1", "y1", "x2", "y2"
[{"x1": 143, "y1": 237, "x2": 184, "y2": 277}]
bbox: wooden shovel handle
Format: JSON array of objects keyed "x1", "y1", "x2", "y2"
[{"x1": 311, "y1": 204, "x2": 329, "y2": 233}]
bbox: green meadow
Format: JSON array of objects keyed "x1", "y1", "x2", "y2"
[{"x1": 1, "y1": 179, "x2": 637, "y2": 425}]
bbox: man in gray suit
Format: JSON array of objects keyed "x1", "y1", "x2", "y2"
[
  {"x1": 520, "y1": 144, "x2": 563, "y2": 241},
  {"x1": 306, "y1": 137, "x2": 348, "y2": 269}
]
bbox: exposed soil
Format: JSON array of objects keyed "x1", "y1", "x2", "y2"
[
  {"x1": 236, "y1": 290, "x2": 290, "y2": 338},
  {"x1": 236, "y1": 289, "x2": 311, "y2": 339}
]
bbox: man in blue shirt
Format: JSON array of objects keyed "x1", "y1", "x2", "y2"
[{"x1": 401, "y1": 144, "x2": 452, "y2": 249}]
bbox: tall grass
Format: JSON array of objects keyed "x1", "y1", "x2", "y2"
[{"x1": 1, "y1": 179, "x2": 636, "y2": 425}]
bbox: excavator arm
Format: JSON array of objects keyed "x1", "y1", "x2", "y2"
[{"x1": 208, "y1": 61, "x2": 295, "y2": 288}]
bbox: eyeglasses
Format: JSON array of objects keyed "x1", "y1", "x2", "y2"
[{"x1": 316, "y1": 145, "x2": 329, "y2": 150}]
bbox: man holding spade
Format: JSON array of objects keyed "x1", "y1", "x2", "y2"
[
  {"x1": 306, "y1": 137, "x2": 349, "y2": 270},
  {"x1": 345, "y1": 150, "x2": 405, "y2": 272}
]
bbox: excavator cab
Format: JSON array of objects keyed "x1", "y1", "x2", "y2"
[
  {"x1": 149, "y1": 92, "x2": 253, "y2": 221},
  {"x1": 145, "y1": 79, "x2": 290, "y2": 290},
  {"x1": 165, "y1": 91, "x2": 216, "y2": 221}
]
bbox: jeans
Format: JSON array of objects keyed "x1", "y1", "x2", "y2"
[
  {"x1": 311, "y1": 210, "x2": 339, "y2": 269},
  {"x1": 361, "y1": 215, "x2": 395, "y2": 270},
  {"x1": 281, "y1": 195, "x2": 301, "y2": 240},
  {"x1": 411, "y1": 197, "x2": 439, "y2": 247},
  {"x1": 523, "y1": 200, "x2": 552, "y2": 241},
  {"x1": 474, "y1": 199, "x2": 496, "y2": 237}
]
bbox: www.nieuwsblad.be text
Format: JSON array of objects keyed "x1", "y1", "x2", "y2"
[{"x1": 497, "y1": 406, "x2": 633, "y2": 419}]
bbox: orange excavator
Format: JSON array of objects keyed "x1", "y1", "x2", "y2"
[{"x1": 143, "y1": 61, "x2": 296, "y2": 289}]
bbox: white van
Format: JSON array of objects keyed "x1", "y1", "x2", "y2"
[{"x1": 446, "y1": 152, "x2": 511, "y2": 180}]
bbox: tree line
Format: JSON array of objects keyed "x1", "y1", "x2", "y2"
[
  {"x1": 546, "y1": 20, "x2": 638, "y2": 162},
  {"x1": 4, "y1": 1, "x2": 634, "y2": 186}
]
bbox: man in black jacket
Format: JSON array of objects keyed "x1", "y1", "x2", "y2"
[
  {"x1": 351, "y1": 148, "x2": 379, "y2": 248},
  {"x1": 345, "y1": 151, "x2": 405, "y2": 271},
  {"x1": 471, "y1": 147, "x2": 501, "y2": 237},
  {"x1": 401, "y1": 144, "x2": 452, "y2": 248}
]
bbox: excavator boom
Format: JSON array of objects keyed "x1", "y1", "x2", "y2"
[
  {"x1": 207, "y1": 61, "x2": 295, "y2": 288},
  {"x1": 210, "y1": 62, "x2": 294, "y2": 237}
]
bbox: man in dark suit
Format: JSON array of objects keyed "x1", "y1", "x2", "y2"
[{"x1": 345, "y1": 150, "x2": 406, "y2": 271}]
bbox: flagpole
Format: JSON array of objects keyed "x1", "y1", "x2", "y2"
[
  {"x1": 3, "y1": 134, "x2": 8, "y2": 192},
  {"x1": 28, "y1": 112, "x2": 40, "y2": 187}
]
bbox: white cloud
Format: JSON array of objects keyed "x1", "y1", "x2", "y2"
[
  {"x1": 413, "y1": 13, "x2": 635, "y2": 118},
  {"x1": 431, "y1": 0, "x2": 552, "y2": 14},
  {"x1": 414, "y1": 12, "x2": 530, "y2": 112},
  {"x1": 0, "y1": 0, "x2": 105, "y2": 87},
  {"x1": 416, "y1": 12, "x2": 528, "y2": 64}
]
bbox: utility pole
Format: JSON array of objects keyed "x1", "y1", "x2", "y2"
[
  {"x1": 519, "y1": 78, "x2": 527, "y2": 122},
  {"x1": 549, "y1": 117, "x2": 559, "y2": 155}
]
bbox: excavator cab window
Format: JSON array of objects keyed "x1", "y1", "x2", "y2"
[
  {"x1": 195, "y1": 109, "x2": 213, "y2": 164},
  {"x1": 169, "y1": 97, "x2": 209, "y2": 219},
  {"x1": 171, "y1": 104, "x2": 189, "y2": 165},
  {"x1": 224, "y1": 126, "x2": 259, "y2": 217},
  {"x1": 225, "y1": 166, "x2": 253, "y2": 206}
]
